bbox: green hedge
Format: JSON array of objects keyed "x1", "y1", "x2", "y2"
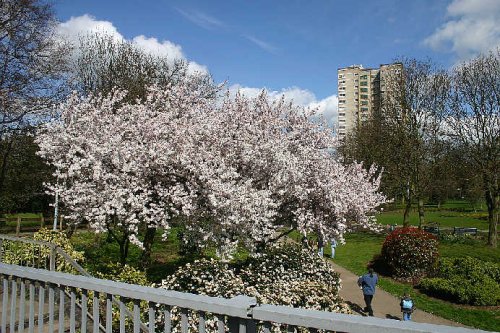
[{"x1": 419, "y1": 257, "x2": 500, "y2": 306}]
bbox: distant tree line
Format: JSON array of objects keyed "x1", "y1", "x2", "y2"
[{"x1": 340, "y1": 51, "x2": 499, "y2": 247}]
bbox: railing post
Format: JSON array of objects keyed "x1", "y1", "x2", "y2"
[
  {"x1": 16, "y1": 216, "x2": 21, "y2": 236},
  {"x1": 229, "y1": 295, "x2": 257, "y2": 333},
  {"x1": 49, "y1": 245, "x2": 56, "y2": 271},
  {"x1": 0, "y1": 238, "x2": 3, "y2": 262},
  {"x1": 245, "y1": 319, "x2": 257, "y2": 333},
  {"x1": 228, "y1": 317, "x2": 239, "y2": 333}
]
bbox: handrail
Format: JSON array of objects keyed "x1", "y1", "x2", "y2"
[
  {"x1": 0, "y1": 264, "x2": 257, "y2": 318},
  {"x1": 0, "y1": 234, "x2": 147, "y2": 332},
  {"x1": 0, "y1": 234, "x2": 54, "y2": 248},
  {"x1": 0, "y1": 264, "x2": 493, "y2": 333}
]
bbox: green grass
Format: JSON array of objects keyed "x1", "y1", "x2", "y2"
[
  {"x1": 375, "y1": 210, "x2": 489, "y2": 230},
  {"x1": 384, "y1": 200, "x2": 486, "y2": 212},
  {"x1": 333, "y1": 232, "x2": 500, "y2": 331},
  {"x1": 0, "y1": 212, "x2": 45, "y2": 228},
  {"x1": 3, "y1": 213, "x2": 44, "y2": 218},
  {"x1": 71, "y1": 228, "x2": 191, "y2": 282}
]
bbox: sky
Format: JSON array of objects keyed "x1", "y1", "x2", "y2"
[{"x1": 54, "y1": 0, "x2": 500, "y2": 126}]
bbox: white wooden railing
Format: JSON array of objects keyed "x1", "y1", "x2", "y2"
[
  {"x1": 0, "y1": 266, "x2": 495, "y2": 333},
  {"x1": 0, "y1": 235, "x2": 494, "y2": 333}
]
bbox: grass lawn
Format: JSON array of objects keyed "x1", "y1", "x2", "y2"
[
  {"x1": 0, "y1": 212, "x2": 46, "y2": 229},
  {"x1": 375, "y1": 209, "x2": 489, "y2": 230},
  {"x1": 333, "y1": 232, "x2": 500, "y2": 331},
  {"x1": 70, "y1": 227, "x2": 201, "y2": 283},
  {"x1": 3, "y1": 213, "x2": 44, "y2": 218}
]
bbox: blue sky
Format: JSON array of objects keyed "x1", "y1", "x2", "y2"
[{"x1": 54, "y1": 0, "x2": 500, "y2": 124}]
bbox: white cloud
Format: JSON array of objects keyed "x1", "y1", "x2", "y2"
[
  {"x1": 228, "y1": 84, "x2": 338, "y2": 126},
  {"x1": 244, "y1": 35, "x2": 278, "y2": 54},
  {"x1": 57, "y1": 14, "x2": 124, "y2": 43},
  {"x1": 175, "y1": 8, "x2": 224, "y2": 30},
  {"x1": 57, "y1": 15, "x2": 208, "y2": 75},
  {"x1": 423, "y1": 0, "x2": 500, "y2": 60},
  {"x1": 57, "y1": 15, "x2": 334, "y2": 123}
]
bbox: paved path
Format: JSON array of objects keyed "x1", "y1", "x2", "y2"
[{"x1": 329, "y1": 261, "x2": 465, "y2": 327}]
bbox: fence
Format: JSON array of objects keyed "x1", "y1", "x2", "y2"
[{"x1": 0, "y1": 216, "x2": 67, "y2": 236}]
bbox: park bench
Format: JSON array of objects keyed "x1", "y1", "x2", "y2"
[
  {"x1": 423, "y1": 222, "x2": 440, "y2": 235},
  {"x1": 453, "y1": 227, "x2": 478, "y2": 236}
]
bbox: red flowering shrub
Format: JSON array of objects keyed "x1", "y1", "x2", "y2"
[{"x1": 381, "y1": 227, "x2": 439, "y2": 282}]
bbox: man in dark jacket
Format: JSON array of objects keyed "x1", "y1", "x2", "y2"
[{"x1": 357, "y1": 268, "x2": 378, "y2": 316}]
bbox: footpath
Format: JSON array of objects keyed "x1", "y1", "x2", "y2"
[{"x1": 329, "y1": 261, "x2": 465, "y2": 327}]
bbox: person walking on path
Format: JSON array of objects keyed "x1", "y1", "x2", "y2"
[
  {"x1": 400, "y1": 293, "x2": 415, "y2": 321},
  {"x1": 330, "y1": 238, "x2": 337, "y2": 258},
  {"x1": 317, "y1": 238, "x2": 324, "y2": 257},
  {"x1": 357, "y1": 268, "x2": 378, "y2": 316}
]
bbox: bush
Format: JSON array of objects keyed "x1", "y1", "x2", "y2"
[
  {"x1": 419, "y1": 257, "x2": 500, "y2": 306},
  {"x1": 92, "y1": 263, "x2": 150, "y2": 333},
  {"x1": 438, "y1": 233, "x2": 481, "y2": 245},
  {"x1": 95, "y1": 262, "x2": 149, "y2": 286},
  {"x1": 160, "y1": 258, "x2": 245, "y2": 298},
  {"x1": 238, "y1": 243, "x2": 348, "y2": 312},
  {"x1": 380, "y1": 227, "x2": 439, "y2": 281},
  {"x1": 160, "y1": 242, "x2": 350, "y2": 312},
  {"x1": 158, "y1": 243, "x2": 349, "y2": 333},
  {"x1": 2, "y1": 228, "x2": 84, "y2": 273}
]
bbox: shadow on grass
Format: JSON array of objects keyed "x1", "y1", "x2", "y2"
[{"x1": 147, "y1": 254, "x2": 198, "y2": 283}]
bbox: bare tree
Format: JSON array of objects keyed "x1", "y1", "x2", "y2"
[
  {"x1": 341, "y1": 59, "x2": 450, "y2": 227},
  {"x1": 73, "y1": 33, "x2": 215, "y2": 104},
  {"x1": 447, "y1": 49, "x2": 499, "y2": 248},
  {"x1": 0, "y1": 0, "x2": 69, "y2": 200},
  {"x1": 380, "y1": 58, "x2": 450, "y2": 227}
]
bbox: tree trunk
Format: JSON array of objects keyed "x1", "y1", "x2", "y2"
[
  {"x1": 403, "y1": 187, "x2": 412, "y2": 227},
  {"x1": 417, "y1": 198, "x2": 425, "y2": 228},
  {"x1": 139, "y1": 227, "x2": 156, "y2": 270},
  {"x1": 120, "y1": 238, "x2": 130, "y2": 266},
  {"x1": 118, "y1": 235, "x2": 130, "y2": 265},
  {"x1": 485, "y1": 188, "x2": 498, "y2": 248},
  {"x1": 0, "y1": 138, "x2": 14, "y2": 196},
  {"x1": 403, "y1": 200, "x2": 411, "y2": 227}
]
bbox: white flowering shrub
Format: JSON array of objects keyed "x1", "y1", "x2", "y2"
[
  {"x1": 156, "y1": 259, "x2": 244, "y2": 333},
  {"x1": 238, "y1": 243, "x2": 349, "y2": 313},
  {"x1": 157, "y1": 243, "x2": 349, "y2": 333},
  {"x1": 161, "y1": 258, "x2": 246, "y2": 298}
]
